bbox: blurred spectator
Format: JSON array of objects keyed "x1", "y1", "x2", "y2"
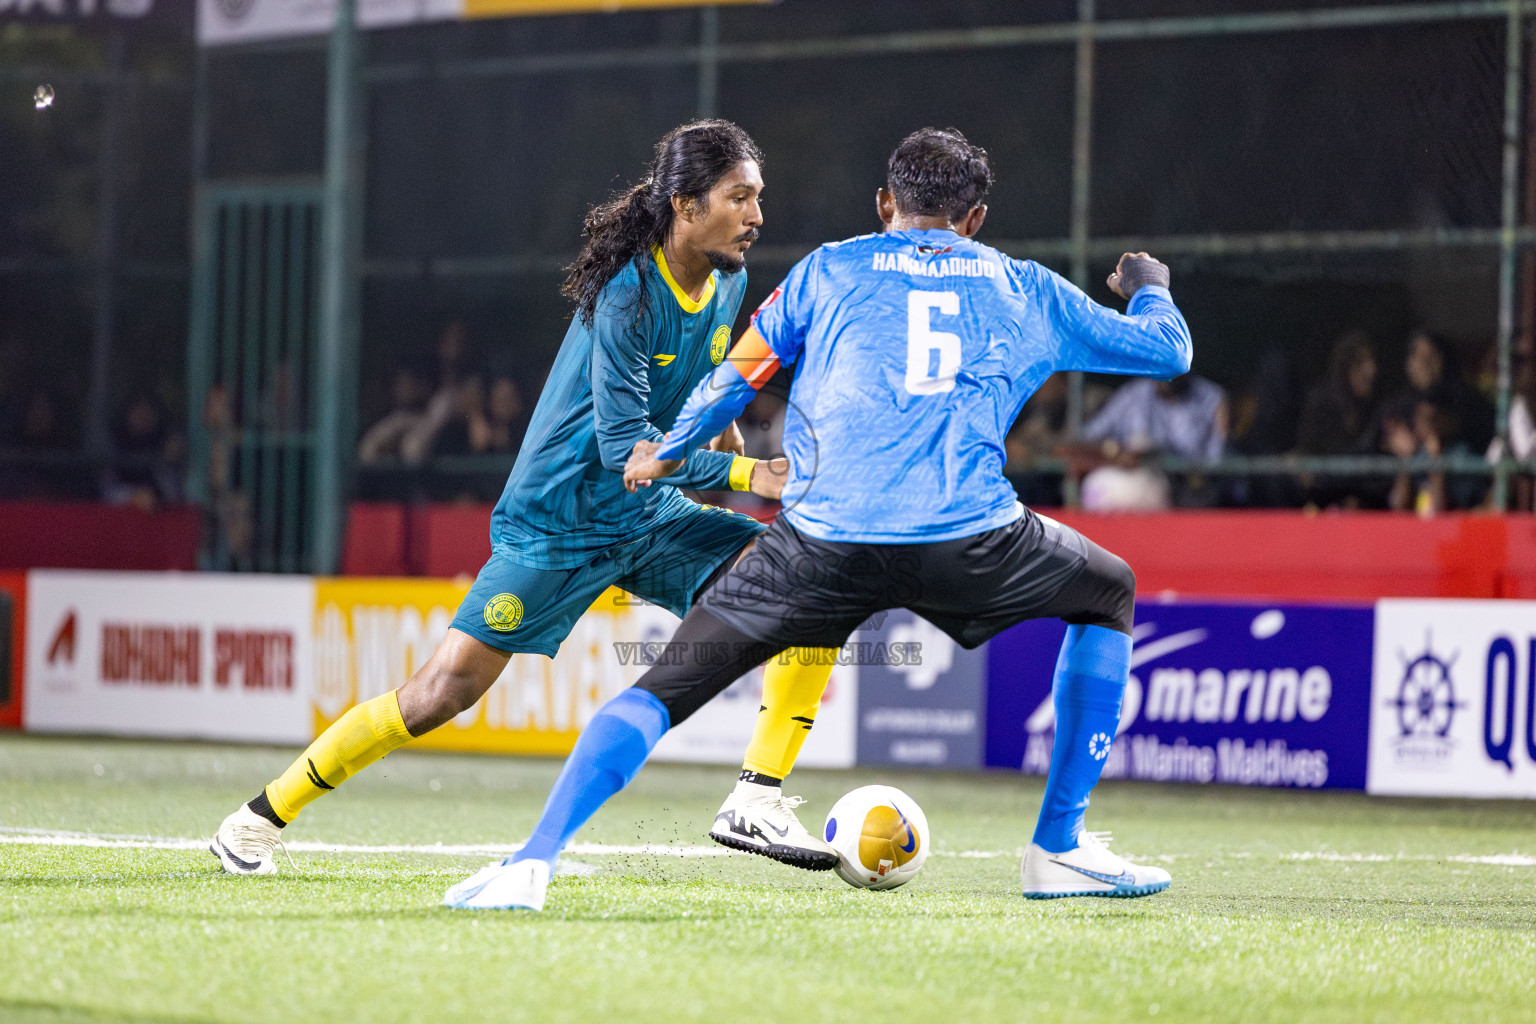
[
  {"x1": 435, "y1": 320, "x2": 467, "y2": 391},
  {"x1": 1487, "y1": 352, "x2": 1536, "y2": 511},
  {"x1": 1075, "y1": 375, "x2": 1226, "y2": 511},
  {"x1": 407, "y1": 374, "x2": 485, "y2": 462},
  {"x1": 204, "y1": 383, "x2": 254, "y2": 569},
  {"x1": 358, "y1": 366, "x2": 429, "y2": 465},
  {"x1": 473, "y1": 374, "x2": 528, "y2": 455},
  {"x1": 1379, "y1": 396, "x2": 1449, "y2": 515},
  {"x1": 1228, "y1": 349, "x2": 1299, "y2": 507},
  {"x1": 1230, "y1": 350, "x2": 1296, "y2": 456},
  {"x1": 1006, "y1": 373, "x2": 1069, "y2": 507},
  {"x1": 1297, "y1": 333, "x2": 1377, "y2": 455},
  {"x1": 101, "y1": 393, "x2": 183, "y2": 510},
  {"x1": 259, "y1": 359, "x2": 304, "y2": 432},
  {"x1": 1387, "y1": 330, "x2": 1495, "y2": 454},
  {"x1": 16, "y1": 387, "x2": 64, "y2": 450},
  {"x1": 1295, "y1": 332, "x2": 1380, "y2": 508}
]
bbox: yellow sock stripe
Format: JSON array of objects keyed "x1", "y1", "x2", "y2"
[{"x1": 728, "y1": 456, "x2": 758, "y2": 492}]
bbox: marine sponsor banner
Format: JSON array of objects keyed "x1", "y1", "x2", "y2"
[
  {"x1": 986, "y1": 601, "x2": 1375, "y2": 791},
  {"x1": 854, "y1": 609, "x2": 984, "y2": 770},
  {"x1": 1368, "y1": 599, "x2": 1536, "y2": 798},
  {"x1": 198, "y1": 0, "x2": 766, "y2": 45},
  {"x1": 24, "y1": 571, "x2": 314, "y2": 743},
  {"x1": 311, "y1": 579, "x2": 857, "y2": 767},
  {"x1": 0, "y1": 572, "x2": 25, "y2": 729}
]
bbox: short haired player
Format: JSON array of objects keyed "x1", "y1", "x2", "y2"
[
  {"x1": 442, "y1": 127, "x2": 1191, "y2": 911},
  {"x1": 210, "y1": 121, "x2": 844, "y2": 877}
]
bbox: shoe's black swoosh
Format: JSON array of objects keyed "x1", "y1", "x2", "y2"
[
  {"x1": 766, "y1": 821, "x2": 790, "y2": 838},
  {"x1": 216, "y1": 838, "x2": 262, "y2": 873}
]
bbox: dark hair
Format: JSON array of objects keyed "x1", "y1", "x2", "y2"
[
  {"x1": 886, "y1": 127, "x2": 993, "y2": 223},
  {"x1": 1327, "y1": 330, "x2": 1375, "y2": 385},
  {"x1": 562, "y1": 120, "x2": 763, "y2": 327}
]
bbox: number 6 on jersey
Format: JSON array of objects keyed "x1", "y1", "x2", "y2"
[{"x1": 905, "y1": 290, "x2": 962, "y2": 395}]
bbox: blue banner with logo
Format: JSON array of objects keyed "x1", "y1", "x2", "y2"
[
  {"x1": 986, "y1": 601, "x2": 1375, "y2": 791},
  {"x1": 854, "y1": 609, "x2": 987, "y2": 770}
]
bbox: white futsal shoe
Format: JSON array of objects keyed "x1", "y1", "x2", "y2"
[
  {"x1": 442, "y1": 858, "x2": 550, "y2": 911},
  {"x1": 708, "y1": 780, "x2": 838, "y2": 871},
  {"x1": 1020, "y1": 831, "x2": 1171, "y2": 899},
  {"x1": 209, "y1": 804, "x2": 284, "y2": 876}
]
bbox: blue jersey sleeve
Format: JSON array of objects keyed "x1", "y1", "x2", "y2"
[
  {"x1": 1021, "y1": 261, "x2": 1192, "y2": 379},
  {"x1": 588, "y1": 295, "x2": 736, "y2": 490},
  {"x1": 748, "y1": 251, "x2": 818, "y2": 368}
]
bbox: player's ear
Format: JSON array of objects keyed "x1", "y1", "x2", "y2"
[
  {"x1": 672, "y1": 194, "x2": 698, "y2": 222},
  {"x1": 876, "y1": 188, "x2": 898, "y2": 227},
  {"x1": 957, "y1": 204, "x2": 987, "y2": 238}
]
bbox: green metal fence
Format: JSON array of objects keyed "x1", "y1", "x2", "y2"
[{"x1": 186, "y1": 182, "x2": 322, "y2": 572}]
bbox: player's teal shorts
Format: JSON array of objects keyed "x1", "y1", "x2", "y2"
[{"x1": 450, "y1": 503, "x2": 767, "y2": 657}]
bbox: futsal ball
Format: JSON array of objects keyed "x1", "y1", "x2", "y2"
[{"x1": 823, "y1": 785, "x2": 929, "y2": 890}]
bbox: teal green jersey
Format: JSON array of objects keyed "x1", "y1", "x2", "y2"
[{"x1": 490, "y1": 249, "x2": 750, "y2": 569}]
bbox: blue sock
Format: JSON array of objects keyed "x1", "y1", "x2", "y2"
[
  {"x1": 511, "y1": 688, "x2": 670, "y2": 870},
  {"x1": 1031, "y1": 624, "x2": 1131, "y2": 854}
]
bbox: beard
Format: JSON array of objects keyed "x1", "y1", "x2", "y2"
[{"x1": 704, "y1": 248, "x2": 747, "y2": 275}]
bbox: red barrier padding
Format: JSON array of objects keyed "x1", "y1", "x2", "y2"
[
  {"x1": 0, "y1": 502, "x2": 200, "y2": 571},
  {"x1": 344, "y1": 501, "x2": 1536, "y2": 600},
  {"x1": 1045, "y1": 511, "x2": 1519, "y2": 600},
  {"x1": 342, "y1": 502, "x2": 409, "y2": 577},
  {"x1": 0, "y1": 571, "x2": 24, "y2": 730}
]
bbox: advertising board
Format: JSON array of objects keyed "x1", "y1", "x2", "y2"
[
  {"x1": 1368, "y1": 599, "x2": 1536, "y2": 798},
  {"x1": 312, "y1": 579, "x2": 857, "y2": 767},
  {"x1": 987, "y1": 601, "x2": 1375, "y2": 791},
  {"x1": 24, "y1": 571, "x2": 314, "y2": 744},
  {"x1": 0, "y1": 572, "x2": 24, "y2": 729},
  {"x1": 853, "y1": 609, "x2": 985, "y2": 770}
]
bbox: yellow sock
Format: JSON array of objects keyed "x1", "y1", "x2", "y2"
[
  {"x1": 742, "y1": 649, "x2": 836, "y2": 780},
  {"x1": 265, "y1": 691, "x2": 413, "y2": 823}
]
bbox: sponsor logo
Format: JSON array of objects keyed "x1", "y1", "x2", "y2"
[
  {"x1": 1088, "y1": 731, "x2": 1113, "y2": 760},
  {"x1": 47, "y1": 611, "x2": 76, "y2": 666},
  {"x1": 1021, "y1": 611, "x2": 1337, "y2": 788},
  {"x1": 1383, "y1": 632, "x2": 1463, "y2": 769},
  {"x1": 887, "y1": 616, "x2": 950, "y2": 690},
  {"x1": 709, "y1": 325, "x2": 730, "y2": 365},
  {"x1": 483, "y1": 593, "x2": 524, "y2": 633},
  {"x1": 100, "y1": 623, "x2": 200, "y2": 686},
  {"x1": 653, "y1": 354, "x2": 676, "y2": 366}
]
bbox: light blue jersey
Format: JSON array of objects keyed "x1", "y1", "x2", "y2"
[{"x1": 658, "y1": 228, "x2": 1191, "y2": 544}]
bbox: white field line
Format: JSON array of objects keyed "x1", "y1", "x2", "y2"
[{"x1": 0, "y1": 828, "x2": 1530, "y2": 866}]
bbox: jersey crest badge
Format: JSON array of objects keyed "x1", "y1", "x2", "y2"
[
  {"x1": 710, "y1": 325, "x2": 730, "y2": 365},
  {"x1": 483, "y1": 593, "x2": 524, "y2": 632}
]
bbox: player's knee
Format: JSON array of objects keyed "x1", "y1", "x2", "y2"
[
  {"x1": 1101, "y1": 553, "x2": 1136, "y2": 633},
  {"x1": 399, "y1": 663, "x2": 488, "y2": 734}
]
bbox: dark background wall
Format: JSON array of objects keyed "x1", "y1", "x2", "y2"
[{"x1": 0, "y1": 0, "x2": 1511, "y2": 464}]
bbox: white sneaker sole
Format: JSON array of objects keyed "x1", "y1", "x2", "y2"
[
  {"x1": 208, "y1": 838, "x2": 275, "y2": 876},
  {"x1": 707, "y1": 827, "x2": 837, "y2": 871},
  {"x1": 1022, "y1": 878, "x2": 1170, "y2": 900}
]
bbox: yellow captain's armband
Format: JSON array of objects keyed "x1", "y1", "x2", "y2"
[{"x1": 728, "y1": 456, "x2": 759, "y2": 492}]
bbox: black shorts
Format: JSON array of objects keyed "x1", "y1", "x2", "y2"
[{"x1": 699, "y1": 508, "x2": 1134, "y2": 650}]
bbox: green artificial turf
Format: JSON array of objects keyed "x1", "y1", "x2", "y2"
[{"x1": 1, "y1": 735, "x2": 1533, "y2": 1024}]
